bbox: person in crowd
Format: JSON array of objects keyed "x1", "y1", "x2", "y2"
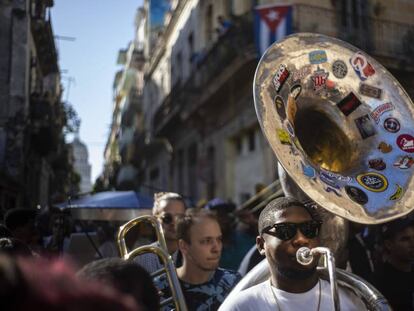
[
  {"x1": 0, "y1": 255, "x2": 141, "y2": 311},
  {"x1": 78, "y1": 257, "x2": 159, "y2": 311},
  {"x1": 373, "y1": 216, "x2": 414, "y2": 311},
  {"x1": 95, "y1": 224, "x2": 118, "y2": 258},
  {"x1": 0, "y1": 237, "x2": 33, "y2": 257},
  {"x1": 216, "y1": 15, "x2": 232, "y2": 36},
  {"x1": 0, "y1": 224, "x2": 11, "y2": 238},
  {"x1": 43, "y1": 212, "x2": 71, "y2": 255},
  {"x1": 155, "y1": 209, "x2": 241, "y2": 310},
  {"x1": 4, "y1": 208, "x2": 41, "y2": 252},
  {"x1": 204, "y1": 198, "x2": 255, "y2": 270},
  {"x1": 134, "y1": 192, "x2": 186, "y2": 273},
  {"x1": 346, "y1": 222, "x2": 376, "y2": 284},
  {"x1": 219, "y1": 197, "x2": 366, "y2": 310}
]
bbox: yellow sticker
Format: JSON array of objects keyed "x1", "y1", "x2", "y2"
[
  {"x1": 277, "y1": 129, "x2": 291, "y2": 145},
  {"x1": 389, "y1": 184, "x2": 403, "y2": 201},
  {"x1": 356, "y1": 172, "x2": 388, "y2": 192}
]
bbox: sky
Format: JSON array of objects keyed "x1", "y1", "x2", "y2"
[{"x1": 51, "y1": 0, "x2": 143, "y2": 183}]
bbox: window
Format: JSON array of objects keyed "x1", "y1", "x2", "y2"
[
  {"x1": 150, "y1": 167, "x2": 159, "y2": 181},
  {"x1": 235, "y1": 137, "x2": 242, "y2": 155},
  {"x1": 207, "y1": 146, "x2": 215, "y2": 198},
  {"x1": 177, "y1": 149, "x2": 184, "y2": 193},
  {"x1": 188, "y1": 32, "x2": 194, "y2": 62},
  {"x1": 187, "y1": 143, "x2": 198, "y2": 199},
  {"x1": 205, "y1": 4, "x2": 213, "y2": 42},
  {"x1": 248, "y1": 130, "x2": 256, "y2": 152}
]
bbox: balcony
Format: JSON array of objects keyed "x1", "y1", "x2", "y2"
[
  {"x1": 154, "y1": 13, "x2": 255, "y2": 134},
  {"x1": 31, "y1": 12, "x2": 59, "y2": 75}
]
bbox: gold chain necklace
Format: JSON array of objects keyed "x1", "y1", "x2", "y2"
[{"x1": 269, "y1": 279, "x2": 322, "y2": 311}]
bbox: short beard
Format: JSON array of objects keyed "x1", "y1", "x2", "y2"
[{"x1": 277, "y1": 265, "x2": 317, "y2": 280}]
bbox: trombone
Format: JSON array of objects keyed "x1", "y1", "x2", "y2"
[{"x1": 117, "y1": 215, "x2": 188, "y2": 311}]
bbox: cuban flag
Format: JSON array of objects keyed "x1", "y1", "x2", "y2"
[{"x1": 254, "y1": 4, "x2": 293, "y2": 57}]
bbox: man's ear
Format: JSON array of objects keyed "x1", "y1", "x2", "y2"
[
  {"x1": 256, "y1": 236, "x2": 266, "y2": 256},
  {"x1": 178, "y1": 239, "x2": 189, "y2": 255}
]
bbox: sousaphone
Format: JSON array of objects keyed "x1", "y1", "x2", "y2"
[{"x1": 254, "y1": 33, "x2": 414, "y2": 224}]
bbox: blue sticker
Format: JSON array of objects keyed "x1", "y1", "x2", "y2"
[
  {"x1": 301, "y1": 162, "x2": 316, "y2": 179},
  {"x1": 309, "y1": 50, "x2": 327, "y2": 64}
]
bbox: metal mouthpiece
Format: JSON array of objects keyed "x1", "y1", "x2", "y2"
[{"x1": 296, "y1": 247, "x2": 313, "y2": 265}]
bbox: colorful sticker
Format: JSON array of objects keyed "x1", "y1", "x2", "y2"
[
  {"x1": 350, "y1": 51, "x2": 375, "y2": 81},
  {"x1": 292, "y1": 65, "x2": 312, "y2": 82},
  {"x1": 393, "y1": 156, "x2": 414, "y2": 169},
  {"x1": 311, "y1": 67, "x2": 329, "y2": 92},
  {"x1": 389, "y1": 184, "x2": 403, "y2": 201},
  {"x1": 378, "y1": 142, "x2": 392, "y2": 153},
  {"x1": 274, "y1": 96, "x2": 286, "y2": 120},
  {"x1": 301, "y1": 162, "x2": 316, "y2": 179},
  {"x1": 370, "y1": 102, "x2": 394, "y2": 124},
  {"x1": 290, "y1": 84, "x2": 302, "y2": 99},
  {"x1": 368, "y1": 158, "x2": 386, "y2": 171},
  {"x1": 309, "y1": 50, "x2": 327, "y2": 64},
  {"x1": 272, "y1": 64, "x2": 289, "y2": 92},
  {"x1": 359, "y1": 83, "x2": 382, "y2": 99},
  {"x1": 383, "y1": 117, "x2": 400, "y2": 133},
  {"x1": 319, "y1": 171, "x2": 340, "y2": 189},
  {"x1": 397, "y1": 134, "x2": 414, "y2": 153},
  {"x1": 332, "y1": 60, "x2": 348, "y2": 79},
  {"x1": 345, "y1": 186, "x2": 368, "y2": 205},
  {"x1": 337, "y1": 92, "x2": 362, "y2": 116},
  {"x1": 355, "y1": 115, "x2": 377, "y2": 139},
  {"x1": 356, "y1": 172, "x2": 388, "y2": 192},
  {"x1": 320, "y1": 170, "x2": 352, "y2": 183},
  {"x1": 277, "y1": 129, "x2": 291, "y2": 145}
]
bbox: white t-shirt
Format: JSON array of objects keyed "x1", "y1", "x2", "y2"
[{"x1": 219, "y1": 279, "x2": 367, "y2": 311}]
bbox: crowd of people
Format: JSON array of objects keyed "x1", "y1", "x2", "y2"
[{"x1": 0, "y1": 190, "x2": 413, "y2": 310}]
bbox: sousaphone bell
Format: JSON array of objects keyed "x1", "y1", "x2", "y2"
[{"x1": 254, "y1": 32, "x2": 414, "y2": 224}]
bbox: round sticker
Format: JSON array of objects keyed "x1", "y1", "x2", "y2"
[
  {"x1": 356, "y1": 172, "x2": 388, "y2": 192},
  {"x1": 345, "y1": 186, "x2": 368, "y2": 205},
  {"x1": 397, "y1": 134, "x2": 414, "y2": 153},
  {"x1": 383, "y1": 117, "x2": 400, "y2": 133},
  {"x1": 332, "y1": 60, "x2": 348, "y2": 79}
]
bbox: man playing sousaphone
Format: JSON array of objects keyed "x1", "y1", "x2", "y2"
[{"x1": 219, "y1": 197, "x2": 366, "y2": 310}]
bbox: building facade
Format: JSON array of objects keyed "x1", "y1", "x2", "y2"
[
  {"x1": 70, "y1": 137, "x2": 92, "y2": 194},
  {"x1": 103, "y1": 0, "x2": 414, "y2": 206},
  {"x1": 0, "y1": 0, "x2": 73, "y2": 213}
]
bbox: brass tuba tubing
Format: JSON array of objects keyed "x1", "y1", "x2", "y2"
[
  {"x1": 297, "y1": 247, "x2": 340, "y2": 311},
  {"x1": 117, "y1": 215, "x2": 188, "y2": 311}
]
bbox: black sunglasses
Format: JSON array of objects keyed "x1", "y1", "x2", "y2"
[
  {"x1": 160, "y1": 213, "x2": 183, "y2": 225},
  {"x1": 261, "y1": 221, "x2": 322, "y2": 241}
]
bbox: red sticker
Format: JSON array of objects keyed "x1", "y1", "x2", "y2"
[{"x1": 397, "y1": 134, "x2": 414, "y2": 153}]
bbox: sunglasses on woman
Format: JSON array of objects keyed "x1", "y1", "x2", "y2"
[
  {"x1": 160, "y1": 213, "x2": 184, "y2": 225},
  {"x1": 261, "y1": 220, "x2": 322, "y2": 241}
]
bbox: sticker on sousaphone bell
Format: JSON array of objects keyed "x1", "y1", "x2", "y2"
[
  {"x1": 274, "y1": 95, "x2": 286, "y2": 121},
  {"x1": 389, "y1": 184, "x2": 403, "y2": 201},
  {"x1": 356, "y1": 172, "x2": 388, "y2": 192},
  {"x1": 272, "y1": 64, "x2": 289, "y2": 92},
  {"x1": 345, "y1": 186, "x2": 368, "y2": 205},
  {"x1": 332, "y1": 60, "x2": 348, "y2": 79},
  {"x1": 383, "y1": 117, "x2": 400, "y2": 133}
]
